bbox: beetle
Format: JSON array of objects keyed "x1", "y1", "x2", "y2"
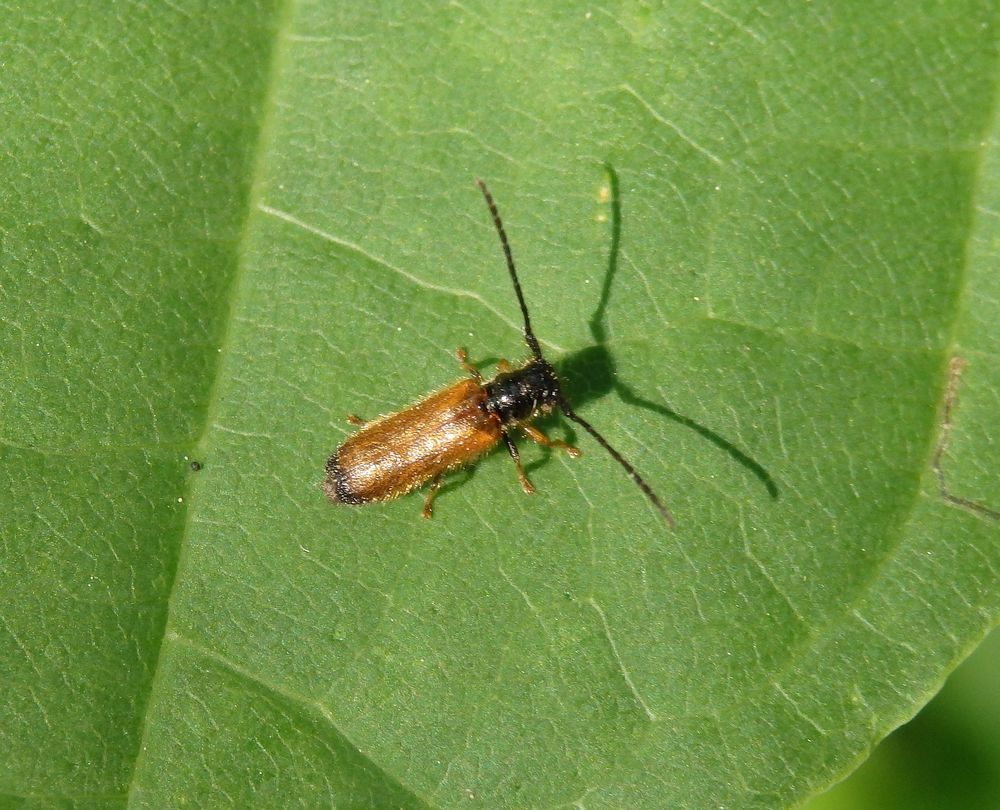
[{"x1": 323, "y1": 180, "x2": 674, "y2": 528}]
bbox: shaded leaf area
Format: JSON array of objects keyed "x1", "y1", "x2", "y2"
[
  {"x1": 1, "y1": 448, "x2": 187, "y2": 806},
  {"x1": 0, "y1": 0, "x2": 283, "y2": 802},
  {"x1": 134, "y1": 3, "x2": 1000, "y2": 808},
  {"x1": 128, "y1": 639, "x2": 427, "y2": 808}
]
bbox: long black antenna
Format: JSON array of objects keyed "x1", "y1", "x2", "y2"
[
  {"x1": 478, "y1": 178, "x2": 675, "y2": 530},
  {"x1": 560, "y1": 398, "x2": 676, "y2": 530},
  {"x1": 477, "y1": 179, "x2": 543, "y2": 359}
]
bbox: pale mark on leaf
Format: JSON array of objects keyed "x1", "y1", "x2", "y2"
[
  {"x1": 621, "y1": 250, "x2": 670, "y2": 330},
  {"x1": 257, "y1": 204, "x2": 565, "y2": 353},
  {"x1": 698, "y1": 0, "x2": 766, "y2": 44},
  {"x1": 931, "y1": 357, "x2": 1000, "y2": 521},
  {"x1": 587, "y1": 597, "x2": 657, "y2": 722},
  {"x1": 79, "y1": 212, "x2": 105, "y2": 235},
  {"x1": 851, "y1": 608, "x2": 919, "y2": 655},
  {"x1": 738, "y1": 510, "x2": 805, "y2": 626},
  {"x1": 620, "y1": 84, "x2": 724, "y2": 166},
  {"x1": 498, "y1": 563, "x2": 539, "y2": 616},
  {"x1": 772, "y1": 681, "x2": 829, "y2": 737},
  {"x1": 773, "y1": 395, "x2": 788, "y2": 459}
]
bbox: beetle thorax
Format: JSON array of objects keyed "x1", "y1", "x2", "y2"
[{"x1": 482, "y1": 359, "x2": 562, "y2": 424}]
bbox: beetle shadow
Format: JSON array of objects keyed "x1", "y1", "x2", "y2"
[
  {"x1": 435, "y1": 467, "x2": 478, "y2": 505},
  {"x1": 554, "y1": 163, "x2": 779, "y2": 500}
]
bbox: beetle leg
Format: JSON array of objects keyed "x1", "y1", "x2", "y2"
[
  {"x1": 520, "y1": 424, "x2": 581, "y2": 458},
  {"x1": 455, "y1": 347, "x2": 482, "y2": 382},
  {"x1": 501, "y1": 430, "x2": 535, "y2": 494},
  {"x1": 346, "y1": 414, "x2": 366, "y2": 425},
  {"x1": 496, "y1": 358, "x2": 514, "y2": 374},
  {"x1": 422, "y1": 475, "x2": 443, "y2": 519}
]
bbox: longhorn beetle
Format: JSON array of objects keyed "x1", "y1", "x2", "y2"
[{"x1": 323, "y1": 180, "x2": 674, "y2": 529}]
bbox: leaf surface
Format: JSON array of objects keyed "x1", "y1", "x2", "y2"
[{"x1": 3, "y1": 2, "x2": 999, "y2": 808}]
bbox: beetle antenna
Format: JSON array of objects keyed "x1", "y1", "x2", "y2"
[
  {"x1": 559, "y1": 398, "x2": 676, "y2": 529},
  {"x1": 477, "y1": 179, "x2": 543, "y2": 360}
]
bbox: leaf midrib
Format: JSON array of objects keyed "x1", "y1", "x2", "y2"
[{"x1": 121, "y1": 0, "x2": 299, "y2": 802}]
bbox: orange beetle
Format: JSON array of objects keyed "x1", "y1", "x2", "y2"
[{"x1": 324, "y1": 181, "x2": 674, "y2": 528}]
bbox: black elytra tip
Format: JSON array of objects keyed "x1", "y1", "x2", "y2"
[{"x1": 323, "y1": 453, "x2": 365, "y2": 505}]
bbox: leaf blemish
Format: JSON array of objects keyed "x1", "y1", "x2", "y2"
[{"x1": 931, "y1": 356, "x2": 1000, "y2": 521}]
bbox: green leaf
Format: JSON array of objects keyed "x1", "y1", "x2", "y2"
[
  {"x1": 808, "y1": 625, "x2": 1000, "y2": 809},
  {"x1": 3, "y1": 1, "x2": 999, "y2": 808}
]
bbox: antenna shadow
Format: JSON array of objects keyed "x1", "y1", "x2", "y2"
[{"x1": 557, "y1": 163, "x2": 779, "y2": 500}]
